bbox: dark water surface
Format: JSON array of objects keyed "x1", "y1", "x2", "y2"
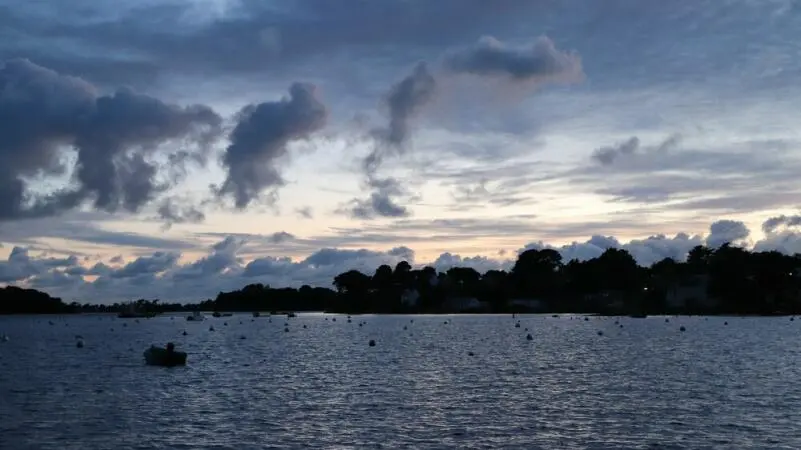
[{"x1": 2, "y1": 314, "x2": 801, "y2": 449}]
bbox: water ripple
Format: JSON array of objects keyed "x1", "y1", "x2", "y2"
[{"x1": 1, "y1": 314, "x2": 801, "y2": 449}]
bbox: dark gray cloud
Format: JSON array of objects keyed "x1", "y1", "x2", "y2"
[
  {"x1": 0, "y1": 213, "x2": 196, "y2": 251},
  {"x1": 217, "y1": 82, "x2": 328, "y2": 209},
  {"x1": 444, "y1": 36, "x2": 583, "y2": 84},
  {"x1": 349, "y1": 63, "x2": 436, "y2": 219},
  {"x1": 110, "y1": 251, "x2": 180, "y2": 279},
  {"x1": 268, "y1": 232, "x2": 296, "y2": 244},
  {"x1": 591, "y1": 137, "x2": 640, "y2": 165},
  {"x1": 342, "y1": 177, "x2": 412, "y2": 220},
  {"x1": 706, "y1": 219, "x2": 750, "y2": 248},
  {"x1": 363, "y1": 62, "x2": 437, "y2": 175},
  {"x1": 0, "y1": 58, "x2": 222, "y2": 221},
  {"x1": 0, "y1": 1, "x2": 534, "y2": 86},
  {"x1": 763, "y1": 214, "x2": 801, "y2": 234},
  {"x1": 157, "y1": 198, "x2": 206, "y2": 229},
  {"x1": 295, "y1": 206, "x2": 314, "y2": 219}
]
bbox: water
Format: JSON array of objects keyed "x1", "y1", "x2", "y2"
[{"x1": 1, "y1": 314, "x2": 801, "y2": 449}]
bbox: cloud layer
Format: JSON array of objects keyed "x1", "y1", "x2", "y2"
[
  {"x1": 1, "y1": 1, "x2": 800, "y2": 304},
  {"x1": 4, "y1": 216, "x2": 801, "y2": 303}
]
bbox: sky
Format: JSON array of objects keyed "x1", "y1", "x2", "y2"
[{"x1": 1, "y1": 0, "x2": 801, "y2": 303}]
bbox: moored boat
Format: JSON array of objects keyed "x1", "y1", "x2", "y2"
[
  {"x1": 186, "y1": 311, "x2": 205, "y2": 321},
  {"x1": 144, "y1": 343, "x2": 187, "y2": 367}
]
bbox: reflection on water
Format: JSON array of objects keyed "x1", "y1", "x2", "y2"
[{"x1": 2, "y1": 314, "x2": 801, "y2": 449}]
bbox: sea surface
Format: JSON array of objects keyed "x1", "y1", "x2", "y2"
[{"x1": 1, "y1": 314, "x2": 801, "y2": 449}]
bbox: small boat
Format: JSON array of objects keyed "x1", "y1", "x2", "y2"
[
  {"x1": 252, "y1": 311, "x2": 260, "y2": 318},
  {"x1": 118, "y1": 304, "x2": 157, "y2": 318},
  {"x1": 287, "y1": 312, "x2": 297, "y2": 318},
  {"x1": 143, "y1": 343, "x2": 187, "y2": 367},
  {"x1": 186, "y1": 311, "x2": 205, "y2": 321},
  {"x1": 212, "y1": 311, "x2": 222, "y2": 318},
  {"x1": 628, "y1": 314, "x2": 648, "y2": 319}
]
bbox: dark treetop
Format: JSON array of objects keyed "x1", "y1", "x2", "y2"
[{"x1": 3, "y1": 244, "x2": 801, "y2": 316}]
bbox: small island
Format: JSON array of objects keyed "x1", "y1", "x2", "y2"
[{"x1": 2, "y1": 244, "x2": 800, "y2": 316}]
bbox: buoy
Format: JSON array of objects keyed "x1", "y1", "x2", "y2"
[
  {"x1": 526, "y1": 334, "x2": 533, "y2": 341},
  {"x1": 679, "y1": 326, "x2": 686, "y2": 332},
  {"x1": 724, "y1": 321, "x2": 728, "y2": 325},
  {"x1": 368, "y1": 339, "x2": 376, "y2": 347},
  {"x1": 284, "y1": 327, "x2": 289, "y2": 332},
  {"x1": 122, "y1": 323, "x2": 127, "y2": 327},
  {"x1": 665, "y1": 318, "x2": 669, "y2": 323},
  {"x1": 303, "y1": 324, "x2": 307, "y2": 329},
  {"x1": 182, "y1": 331, "x2": 188, "y2": 336},
  {"x1": 224, "y1": 322, "x2": 227, "y2": 326},
  {"x1": 240, "y1": 335, "x2": 246, "y2": 339},
  {"x1": 403, "y1": 326, "x2": 407, "y2": 330},
  {"x1": 515, "y1": 323, "x2": 520, "y2": 328},
  {"x1": 332, "y1": 318, "x2": 336, "y2": 322},
  {"x1": 468, "y1": 351, "x2": 474, "y2": 356},
  {"x1": 209, "y1": 326, "x2": 215, "y2": 331},
  {"x1": 597, "y1": 331, "x2": 603, "y2": 336},
  {"x1": 619, "y1": 324, "x2": 623, "y2": 328},
  {"x1": 584, "y1": 317, "x2": 589, "y2": 321}
]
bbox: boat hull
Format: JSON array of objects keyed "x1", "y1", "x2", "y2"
[{"x1": 144, "y1": 347, "x2": 187, "y2": 367}]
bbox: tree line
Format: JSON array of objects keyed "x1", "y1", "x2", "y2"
[{"x1": 2, "y1": 244, "x2": 801, "y2": 315}]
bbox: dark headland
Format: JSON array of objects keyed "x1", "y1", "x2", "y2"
[{"x1": 3, "y1": 244, "x2": 801, "y2": 316}]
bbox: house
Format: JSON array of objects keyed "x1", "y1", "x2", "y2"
[
  {"x1": 507, "y1": 298, "x2": 546, "y2": 312},
  {"x1": 400, "y1": 288, "x2": 420, "y2": 308},
  {"x1": 443, "y1": 297, "x2": 485, "y2": 312},
  {"x1": 666, "y1": 274, "x2": 710, "y2": 310}
]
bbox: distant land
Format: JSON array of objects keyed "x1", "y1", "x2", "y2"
[{"x1": 2, "y1": 244, "x2": 801, "y2": 316}]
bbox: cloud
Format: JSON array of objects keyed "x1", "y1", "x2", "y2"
[
  {"x1": 363, "y1": 62, "x2": 437, "y2": 176},
  {"x1": 0, "y1": 58, "x2": 222, "y2": 221},
  {"x1": 295, "y1": 207, "x2": 314, "y2": 219},
  {"x1": 591, "y1": 137, "x2": 641, "y2": 165},
  {"x1": 443, "y1": 36, "x2": 583, "y2": 84},
  {"x1": 705, "y1": 220, "x2": 750, "y2": 249},
  {"x1": 268, "y1": 232, "x2": 296, "y2": 244},
  {"x1": 340, "y1": 177, "x2": 412, "y2": 220},
  {"x1": 157, "y1": 198, "x2": 206, "y2": 229},
  {"x1": 762, "y1": 214, "x2": 801, "y2": 234},
  {"x1": 0, "y1": 213, "x2": 196, "y2": 252},
  {"x1": 0, "y1": 1, "x2": 535, "y2": 86},
  {"x1": 7, "y1": 215, "x2": 801, "y2": 303},
  {"x1": 216, "y1": 82, "x2": 328, "y2": 209}
]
